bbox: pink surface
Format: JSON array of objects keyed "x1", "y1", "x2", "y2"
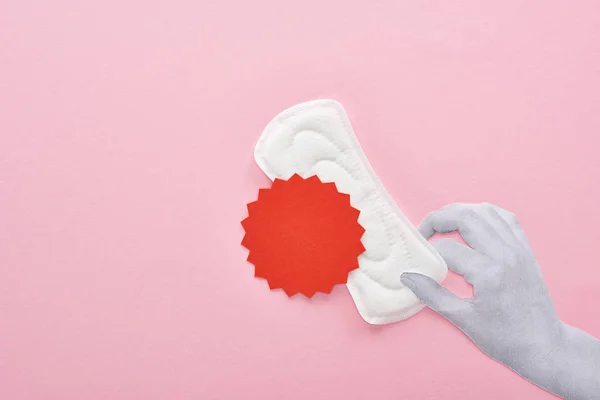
[{"x1": 1, "y1": 1, "x2": 600, "y2": 399}]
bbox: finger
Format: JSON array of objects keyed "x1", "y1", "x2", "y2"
[
  {"x1": 481, "y1": 202, "x2": 517, "y2": 225},
  {"x1": 419, "y1": 204, "x2": 466, "y2": 239},
  {"x1": 431, "y1": 238, "x2": 488, "y2": 283},
  {"x1": 401, "y1": 272, "x2": 471, "y2": 321},
  {"x1": 480, "y1": 204, "x2": 521, "y2": 247},
  {"x1": 419, "y1": 203, "x2": 504, "y2": 257},
  {"x1": 489, "y1": 204, "x2": 530, "y2": 245}
]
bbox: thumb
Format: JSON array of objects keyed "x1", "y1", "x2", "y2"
[{"x1": 401, "y1": 272, "x2": 470, "y2": 322}]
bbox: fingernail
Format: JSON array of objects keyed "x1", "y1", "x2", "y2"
[{"x1": 400, "y1": 272, "x2": 414, "y2": 284}]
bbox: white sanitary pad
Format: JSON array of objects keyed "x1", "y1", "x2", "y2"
[{"x1": 254, "y1": 99, "x2": 447, "y2": 324}]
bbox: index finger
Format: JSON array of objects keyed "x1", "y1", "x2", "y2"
[{"x1": 419, "y1": 204, "x2": 504, "y2": 256}]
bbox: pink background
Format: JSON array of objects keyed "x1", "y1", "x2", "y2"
[{"x1": 1, "y1": 1, "x2": 600, "y2": 399}]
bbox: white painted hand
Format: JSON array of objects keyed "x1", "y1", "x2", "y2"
[{"x1": 402, "y1": 203, "x2": 600, "y2": 399}]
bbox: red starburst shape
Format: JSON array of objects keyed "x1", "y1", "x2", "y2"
[{"x1": 241, "y1": 174, "x2": 366, "y2": 297}]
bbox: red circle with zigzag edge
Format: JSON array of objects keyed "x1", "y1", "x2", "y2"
[{"x1": 241, "y1": 174, "x2": 366, "y2": 297}]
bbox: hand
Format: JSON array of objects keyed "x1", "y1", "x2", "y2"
[{"x1": 401, "y1": 203, "x2": 600, "y2": 399}]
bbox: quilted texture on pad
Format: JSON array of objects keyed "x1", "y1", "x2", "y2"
[{"x1": 254, "y1": 99, "x2": 447, "y2": 324}]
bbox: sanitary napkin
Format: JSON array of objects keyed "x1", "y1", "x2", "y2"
[{"x1": 254, "y1": 99, "x2": 447, "y2": 324}]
